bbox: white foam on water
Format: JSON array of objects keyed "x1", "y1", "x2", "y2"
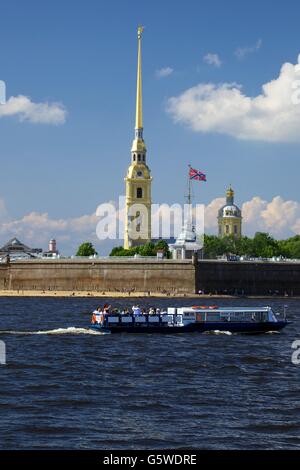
[
  {"x1": 0, "y1": 327, "x2": 108, "y2": 336},
  {"x1": 265, "y1": 331, "x2": 280, "y2": 335},
  {"x1": 207, "y1": 330, "x2": 233, "y2": 336}
]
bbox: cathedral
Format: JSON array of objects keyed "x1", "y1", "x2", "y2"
[
  {"x1": 218, "y1": 186, "x2": 242, "y2": 238},
  {"x1": 124, "y1": 27, "x2": 152, "y2": 249}
]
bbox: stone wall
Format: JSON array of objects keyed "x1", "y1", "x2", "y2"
[
  {"x1": 0, "y1": 259, "x2": 299, "y2": 296},
  {"x1": 195, "y1": 260, "x2": 300, "y2": 296},
  {"x1": 0, "y1": 259, "x2": 196, "y2": 294}
]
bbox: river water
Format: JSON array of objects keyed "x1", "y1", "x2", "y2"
[{"x1": 0, "y1": 296, "x2": 299, "y2": 450}]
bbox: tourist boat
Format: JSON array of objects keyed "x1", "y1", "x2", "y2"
[{"x1": 89, "y1": 306, "x2": 290, "y2": 334}]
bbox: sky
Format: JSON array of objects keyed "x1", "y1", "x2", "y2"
[{"x1": 0, "y1": 0, "x2": 300, "y2": 254}]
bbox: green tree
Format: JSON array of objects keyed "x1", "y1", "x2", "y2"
[
  {"x1": 76, "y1": 242, "x2": 98, "y2": 257},
  {"x1": 139, "y1": 242, "x2": 156, "y2": 256},
  {"x1": 251, "y1": 232, "x2": 279, "y2": 258},
  {"x1": 203, "y1": 235, "x2": 227, "y2": 258},
  {"x1": 155, "y1": 240, "x2": 171, "y2": 259}
]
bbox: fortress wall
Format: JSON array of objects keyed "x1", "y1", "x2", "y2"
[
  {"x1": 1, "y1": 259, "x2": 300, "y2": 295},
  {"x1": 0, "y1": 259, "x2": 196, "y2": 293},
  {"x1": 195, "y1": 260, "x2": 300, "y2": 296}
]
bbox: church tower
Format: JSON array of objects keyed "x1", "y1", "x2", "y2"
[
  {"x1": 218, "y1": 186, "x2": 242, "y2": 238},
  {"x1": 124, "y1": 26, "x2": 152, "y2": 249}
]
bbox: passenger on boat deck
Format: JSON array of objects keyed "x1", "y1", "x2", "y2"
[
  {"x1": 91, "y1": 307, "x2": 102, "y2": 324},
  {"x1": 91, "y1": 308, "x2": 98, "y2": 324},
  {"x1": 149, "y1": 307, "x2": 155, "y2": 315},
  {"x1": 132, "y1": 305, "x2": 141, "y2": 316},
  {"x1": 103, "y1": 304, "x2": 111, "y2": 315},
  {"x1": 156, "y1": 308, "x2": 161, "y2": 315}
]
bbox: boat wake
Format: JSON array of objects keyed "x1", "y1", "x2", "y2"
[
  {"x1": 0, "y1": 327, "x2": 108, "y2": 336},
  {"x1": 205, "y1": 330, "x2": 233, "y2": 336}
]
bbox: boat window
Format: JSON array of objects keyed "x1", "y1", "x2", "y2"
[{"x1": 206, "y1": 313, "x2": 221, "y2": 322}]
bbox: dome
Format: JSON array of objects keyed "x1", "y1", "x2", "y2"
[{"x1": 218, "y1": 204, "x2": 241, "y2": 219}]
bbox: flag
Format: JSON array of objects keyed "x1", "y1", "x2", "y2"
[{"x1": 189, "y1": 167, "x2": 207, "y2": 181}]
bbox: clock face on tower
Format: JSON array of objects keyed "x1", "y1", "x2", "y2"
[{"x1": 136, "y1": 170, "x2": 143, "y2": 178}]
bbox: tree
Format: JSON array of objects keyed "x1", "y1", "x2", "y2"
[
  {"x1": 139, "y1": 242, "x2": 156, "y2": 256},
  {"x1": 155, "y1": 240, "x2": 171, "y2": 259},
  {"x1": 76, "y1": 242, "x2": 98, "y2": 257},
  {"x1": 251, "y1": 232, "x2": 279, "y2": 258}
]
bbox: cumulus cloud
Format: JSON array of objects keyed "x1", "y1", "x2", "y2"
[
  {"x1": 204, "y1": 197, "x2": 225, "y2": 230},
  {"x1": 1, "y1": 195, "x2": 299, "y2": 256},
  {"x1": 0, "y1": 95, "x2": 67, "y2": 124},
  {"x1": 235, "y1": 39, "x2": 262, "y2": 60},
  {"x1": 155, "y1": 67, "x2": 174, "y2": 78},
  {"x1": 0, "y1": 211, "x2": 101, "y2": 253},
  {"x1": 203, "y1": 53, "x2": 222, "y2": 68},
  {"x1": 205, "y1": 195, "x2": 300, "y2": 238},
  {"x1": 167, "y1": 55, "x2": 300, "y2": 142}
]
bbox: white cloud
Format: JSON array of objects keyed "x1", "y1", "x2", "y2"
[
  {"x1": 155, "y1": 67, "x2": 174, "y2": 78},
  {"x1": 167, "y1": 55, "x2": 300, "y2": 142},
  {"x1": 204, "y1": 197, "x2": 225, "y2": 230},
  {"x1": 0, "y1": 95, "x2": 67, "y2": 124},
  {"x1": 203, "y1": 53, "x2": 222, "y2": 68},
  {"x1": 205, "y1": 195, "x2": 300, "y2": 238},
  {"x1": 0, "y1": 211, "x2": 101, "y2": 253},
  {"x1": 1, "y1": 195, "x2": 299, "y2": 256},
  {"x1": 235, "y1": 39, "x2": 262, "y2": 60}
]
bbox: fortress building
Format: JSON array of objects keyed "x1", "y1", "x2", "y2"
[
  {"x1": 218, "y1": 186, "x2": 242, "y2": 238},
  {"x1": 124, "y1": 27, "x2": 152, "y2": 249}
]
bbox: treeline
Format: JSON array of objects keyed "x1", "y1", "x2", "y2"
[
  {"x1": 204, "y1": 233, "x2": 300, "y2": 259},
  {"x1": 110, "y1": 240, "x2": 171, "y2": 258}
]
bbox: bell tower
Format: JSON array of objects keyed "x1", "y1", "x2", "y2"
[
  {"x1": 218, "y1": 186, "x2": 242, "y2": 239},
  {"x1": 124, "y1": 26, "x2": 152, "y2": 249}
]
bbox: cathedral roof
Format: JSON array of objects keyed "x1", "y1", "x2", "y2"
[{"x1": 218, "y1": 186, "x2": 242, "y2": 219}]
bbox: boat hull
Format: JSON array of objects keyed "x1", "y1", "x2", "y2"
[{"x1": 90, "y1": 320, "x2": 289, "y2": 334}]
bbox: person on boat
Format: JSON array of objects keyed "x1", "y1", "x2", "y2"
[
  {"x1": 96, "y1": 307, "x2": 104, "y2": 324},
  {"x1": 132, "y1": 305, "x2": 141, "y2": 316},
  {"x1": 91, "y1": 307, "x2": 101, "y2": 324},
  {"x1": 91, "y1": 309, "x2": 98, "y2": 324},
  {"x1": 149, "y1": 307, "x2": 155, "y2": 315},
  {"x1": 103, "y1": 304, "x2": 111, "y2": 315}
]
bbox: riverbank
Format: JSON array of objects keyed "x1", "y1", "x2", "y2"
[{"x1": 0, "y1": 289, "x2": 298, "y2": 299}]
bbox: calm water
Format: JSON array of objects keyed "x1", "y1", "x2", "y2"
[{"x1": 0, "y1": 296, "x2": 299, "y2": 450}]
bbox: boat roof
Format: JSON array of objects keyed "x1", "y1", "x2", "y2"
[{"x1": 183, "y1": 306, "x2": 271, "y2": 312}]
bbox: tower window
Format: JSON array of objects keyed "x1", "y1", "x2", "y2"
[
  {"x1": 142, "y1": 155, "x2": 145, "y2": 161},
  {"x1": 226, "y1": 225, "x2": 229, "y2": 234},
  {"x1": 234, "y1": 225, "x2": 238, "y2": 234},
  {"x1": 137, "y1": 187, "x2": 143, "y2": 198},
  {"x1": 138, "y1": 154, "x2": 141, "y2": 162},
  {"x1": 133, "y1": 154, "x2": 136, "y2": 161}
]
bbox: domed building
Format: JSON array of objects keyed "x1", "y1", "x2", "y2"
[
  {"x1": 218, "y1": 186, "x2": 242, "y2": 238},
  {"x1": 169, "y1": 222, "x2": 203, "y2": 260}
]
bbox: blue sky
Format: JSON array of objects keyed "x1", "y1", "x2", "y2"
[{"x1": 1, "y1": 0, "x2": 300, "y2": 254}]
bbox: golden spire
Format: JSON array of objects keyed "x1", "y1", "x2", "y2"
[{"x1": 135, "y1": 26, "x2": 144, "y2": 130}]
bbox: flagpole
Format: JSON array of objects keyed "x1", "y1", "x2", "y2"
[
  {"x1": 187, "y1": 164, "x2": 192, "y2": 229},
  {"x1": 188, "y1": 164, "x2": 191, "y2": 206}
]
